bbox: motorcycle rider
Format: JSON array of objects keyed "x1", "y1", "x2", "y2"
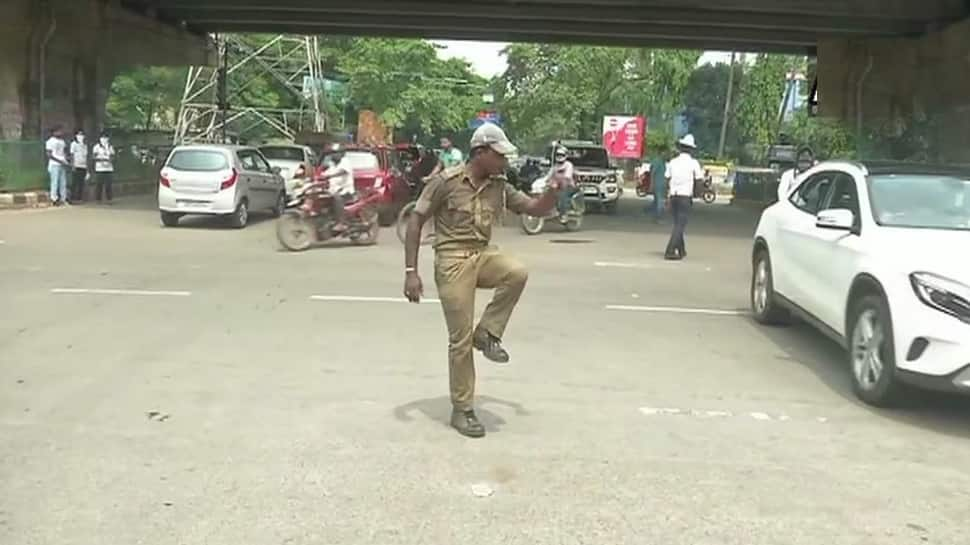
[
  {"x1": 551, "y1": 145, "x2": 576, "y2": 222},
  {"x1": 777, "y1": 146, "x2": 816, "y2": 201},
  {"x1": 318, "y1": 144, "x2": 356, "y2": 229}
]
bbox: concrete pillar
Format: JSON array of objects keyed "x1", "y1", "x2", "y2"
[
  {"x1": 818, "y1": 18, "x2": 970, "y2": 162},
  {"x1": 0, "y1": 0, "x2": 212, "y2": 142}
]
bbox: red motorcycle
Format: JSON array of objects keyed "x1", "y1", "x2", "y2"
[
  {"x1": 636, "y1": 170, "x2": 653, "y2": 197},
  {"x1": 275, "y1": 180, "x2": 381, "y2": 251}
]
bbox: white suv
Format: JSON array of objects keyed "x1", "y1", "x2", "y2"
[
  {"x1": 751, "y1": 161, "x2": 970, "y2": 406},
  {"x1": 158, "y1": 145, "x2": 286, "y2": 228}
]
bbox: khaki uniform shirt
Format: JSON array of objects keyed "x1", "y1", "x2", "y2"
[{"x1": 415, "y1": 165, "x2": 532, "y2": 250}]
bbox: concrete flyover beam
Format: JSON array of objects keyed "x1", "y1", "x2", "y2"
[{"x1": 131, "y1": 0, "x2": 970, "y2": 51}]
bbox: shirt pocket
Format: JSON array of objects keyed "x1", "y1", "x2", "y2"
[{"x1": 445, "y1": 195, "x2": 474, "y2": 224}]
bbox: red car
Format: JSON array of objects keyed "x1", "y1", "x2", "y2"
[{"x1": 316, "y1": 144, "x2": 413, "y2": 226}]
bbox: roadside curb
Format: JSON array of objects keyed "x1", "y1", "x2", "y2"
[
  {"x1": 0, "y1": 181, "x2": 155, "y2": 211},
  {"x1": 0, "y1": 191, "x2": 50, "y2": 210}
]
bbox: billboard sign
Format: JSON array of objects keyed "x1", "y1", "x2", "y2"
[{"x1": 602, "y1": 115, "x2": 646, "y2": 158}]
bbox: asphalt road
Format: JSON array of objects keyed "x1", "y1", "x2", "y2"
[{"x1": 2, "y1": 196, "x2": 968, "y2": 545}]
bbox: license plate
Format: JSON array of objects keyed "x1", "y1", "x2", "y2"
[
  {"x1": 583, "y1": 186, "x2": 599, "y2": 195},
  {"x1": 177, "y1": 200, "x2": 208, "y2": 208}
]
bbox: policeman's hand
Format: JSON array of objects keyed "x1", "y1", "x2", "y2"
[{"x1": 404, "y1": 272, "x2": 424, "y2": 303}]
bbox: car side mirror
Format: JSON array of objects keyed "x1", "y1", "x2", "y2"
[
  {"x1": 816, "y1": 208, "x2": 856, "y2": 232},
  {"x1": 271, "y1": 166, "x2": 282, "y2": 175}
]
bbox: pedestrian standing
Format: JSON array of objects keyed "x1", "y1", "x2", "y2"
[
  {"x1": 92, "y1": 132, "x2": 116, "y2": 203},
  {"x1": 664, "y1": 134, "x2": 704, "y2": 260},
  {"x1": 69, "y1": 130, "x2": 88, "y2": 203},
  {"x1": 649, "y1": 148, "x2": 668, "y2": 222},
  {"x1": 402, "y1": 123, "x2": 560, "y2": 438},
  {"x1": 44, "y1": 125, "x2": 69, "y2": 206}
]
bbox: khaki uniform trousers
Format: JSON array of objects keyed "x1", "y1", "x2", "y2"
[{"x1": 434, "y1": 246, "x2": 529, "y2": 411}]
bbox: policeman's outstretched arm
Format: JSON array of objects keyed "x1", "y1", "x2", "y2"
[
  {"x1": 517, "y1": 181, "x2": 560, "y2": 217},
  {"x1": 403, "y1": 211, "x2": 426, "y2": 303}
]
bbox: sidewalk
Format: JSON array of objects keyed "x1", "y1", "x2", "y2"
[{"x1": 0, "y1": 181, "x2": 156, "y2": 210}]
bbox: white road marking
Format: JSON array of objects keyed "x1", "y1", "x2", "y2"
[
  {"x1": 51, "y1": 288, "x2": 192, "y2": 297},
  {"x1": 607, "y1": 305, "x2": 748, "y2": 316},
  {"x1": 595, "y1": 261, "x2": 654, "y2": 269},
  {"x1": 309, "y1": 295, "x2": 440, "y2": 304},
  {"x1": 639, "y1": 406, "x2": 819, "y2": 423},
  {"x1": 0, "y1": 240, "x2": 6, "y2": 245}
]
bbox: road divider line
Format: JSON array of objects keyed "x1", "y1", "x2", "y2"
[
  {"x1": 595, "y1": 261, "x2": 654, "y2": 269},
  {"x1": 51, "y1": 288, "x2": 192, "y2": 297},
  {"x1": 607, "y1": 305, "x2": 748, "y2": 316},
  {"x1": 309, "y1": 295, "x2": 441, "y2": 305}
]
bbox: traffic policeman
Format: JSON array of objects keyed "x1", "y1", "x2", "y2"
[{"x1": 402, "y1": 123, "x2": 559, "y2": 438}]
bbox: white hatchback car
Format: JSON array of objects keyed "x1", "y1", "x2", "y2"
[
  {"x1": 158, "y1": 145, "x2": 286, "y2": 228},
  {"x1": 258, "y1": 144, "x2": 315, "y2": 198},
  {"x1": 752, "y1": 161, "x2": 970, "y2": 406}
]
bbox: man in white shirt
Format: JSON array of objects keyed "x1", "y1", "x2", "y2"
[
  {"x1": 92, "y1": 132, "x2": 116, "y2": 203},
  {"x1": 319, "y1": 145, "x2": 356, "y2": 228},
  {"x1": 663, "y1": 134, "x2": 704, "y2": 260},
  {"x1": 45, "y1": 125, "x2": 69, "y2": 205},
  {"x1": 69, "y1": 129, "x2": 88, "y2": 203},
  {"x1": 777, "y1": 146, "x2": 816, "y2": 201}
]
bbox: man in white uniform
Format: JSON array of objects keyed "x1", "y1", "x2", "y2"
[{"x1": 664, "y1": 134, "x2": 704, "y2": 260}]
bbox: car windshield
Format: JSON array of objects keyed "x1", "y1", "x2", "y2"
[
  {"x1": 167, "y1": 149, "x2": 229, "y2": 171},
  {"x1": 868, "y1": 174, "x2": 970, "y2": 231},
  {"x1": 564, "y1": 147, "x2": 609, "y2": 169},
  {"x1": 259, "y1": 147, "x2": 304, "y2": 161},
  {"x1": 320, "y1": 151, "x2": 380, "y2": 170}
]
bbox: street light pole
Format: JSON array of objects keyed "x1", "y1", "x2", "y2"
[{"x1": 717, "y1": 52, "x2": 737, "y2": 159}]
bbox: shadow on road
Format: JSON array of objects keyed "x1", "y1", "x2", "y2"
[
  {"x1": 393, "y1": 395, "x2": 530, "y2": 433},
  {"x1": 757, "y1": 319, "x2": 970, "y2": 441}
]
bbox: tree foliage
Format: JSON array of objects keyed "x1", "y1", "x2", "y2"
[
  {"x1": 735, "y1": 54, "x2": 789, "y2": 150},
  {"x1": 496, "y1": 45, "x2": 698, "y2": 153},
  {"x1": 683, "y1": 62, "x2": 744, "y2": 157},
  {"x1": 337, "y1": 38, "x2": 486, "y2": 135},
  {"x1": 106, "y1": 67, "x2": 187, "y2": 131}
]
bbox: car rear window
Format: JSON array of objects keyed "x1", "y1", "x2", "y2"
[
  {"x1": 320, "y1": 151, "x2": 380, "y2": 170},
  {"x1": 168, "y1": 150, "x2": 229, "y2": 171},
  {"x1": 260, "y1": 147, "x2": 304, "y2": 161}
]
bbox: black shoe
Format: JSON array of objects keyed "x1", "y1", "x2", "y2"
[
  {"x1": 664, "y1": 253, "x2": 682, "y2": 261},
  {"x1": 451, "y1": 409, "x2": 486, "y2": 438},
  {"x1": 473, "y1": 330, "x2": 510, "y2": 364}
]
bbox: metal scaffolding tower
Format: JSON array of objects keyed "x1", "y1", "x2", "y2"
[{"x1": 173, "y1": 34, "x2": 326, "y2": 145}]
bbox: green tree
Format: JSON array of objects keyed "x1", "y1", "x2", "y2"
[
  {"x1": 683, "y1": 62, "x2": 744, "y2": 156},
  {"x1": 735, "y1": 54, "x2": 789, "y2": 153},
  {"x1": 106, "y1": 66, "x2": 187, "y2": 130},
  {"x1": 338, "y1": 38, "x2": 486, "y2": 135}
]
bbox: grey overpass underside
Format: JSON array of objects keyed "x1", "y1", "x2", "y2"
[{"x1": 126, "y1": 0, "x2": 970, "y2": 54}]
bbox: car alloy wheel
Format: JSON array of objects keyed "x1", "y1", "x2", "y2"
[
  {"x1": 753, "y1": 258, "x2": 769, "y2": 315},
  {"x1": 851, "y1": 308, "x2": 886, "y2": 392}
]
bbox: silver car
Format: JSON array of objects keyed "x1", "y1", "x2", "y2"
[{"x1": 158, "y1": 145, "x2": 286, "y2": 228}]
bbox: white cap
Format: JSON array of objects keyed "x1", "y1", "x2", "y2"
[
  {"x1": 677, "y1": 134, "x2": 697, "y2": 149},
  {"x1": 469, "y1": 122, "x2": 517, "y2": 156}
]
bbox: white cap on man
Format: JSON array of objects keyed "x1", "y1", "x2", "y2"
[
  {"x1": 469, "y1": 122, "x2": 517, "y2": 156},
  {"x1": 677, "y1": 134, "x2": 697, "y2": 149}
]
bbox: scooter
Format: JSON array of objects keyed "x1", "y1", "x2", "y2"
[
  {"x1": 276, "y1": 180, "x2": 381, "y2": 251},
  {"x1": 636, "y1": 170, "x2": 652, "y2": 197},
  {"x1": 520, "y1": 176, "x2": 585, "y2": 235},
  {"x1": 695, "y1": 174, "x2": 717, "y2": 204}
]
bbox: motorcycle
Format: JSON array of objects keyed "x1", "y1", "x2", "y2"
[
  {"x1": 520, "y1": 177, "x2": 585, "y2": 235},
  {"x1": 695, "y1": 174, "x2": 717, "y2": 204},
  {"x1": 276, "y1": 180, "x2": 381, "y2": 251},
  {"x1": 636, "y1": 170, "x2": 652, "y2": 198}
]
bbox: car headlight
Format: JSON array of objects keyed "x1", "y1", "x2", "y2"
[{"x1": 910, "y1": 272, "x2": 970, "y2": 323}]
